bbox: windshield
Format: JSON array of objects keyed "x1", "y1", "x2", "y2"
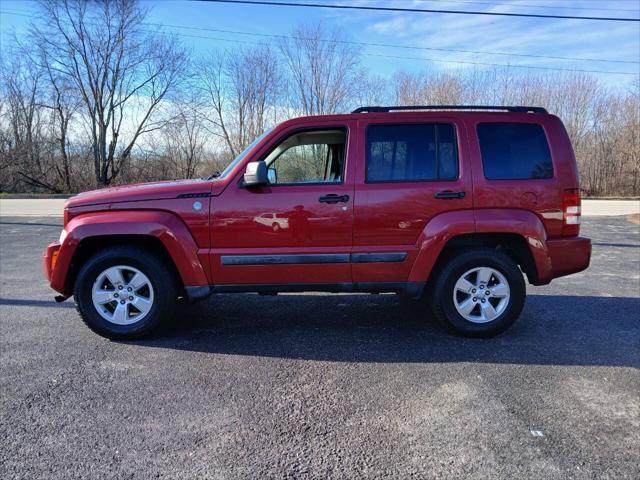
[{"x1": 216, "y1": 128, "x2": 273, "y2": 179}]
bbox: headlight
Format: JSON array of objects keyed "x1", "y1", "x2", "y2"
[{"x1": 59, "y1": 229, "x2": 68, "y2": 244}]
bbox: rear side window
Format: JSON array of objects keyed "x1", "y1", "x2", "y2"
[
  {"x1": 366, "y1": 124, "x2": 458, "y2": 182},
  {"x1": 478, "y1": 123, "x2": 553, "y2": 180}
]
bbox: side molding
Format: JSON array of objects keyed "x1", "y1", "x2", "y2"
[{"x1": 220, "y1": 252, "x2": 408, "y2": 266}]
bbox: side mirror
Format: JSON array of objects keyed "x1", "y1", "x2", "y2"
[
  {"x1": 267, "y1": 167, "x2": 277, "y2": 184},
  {"x1": 243, "y1": 161, "x2": 268, "y2": 187}
]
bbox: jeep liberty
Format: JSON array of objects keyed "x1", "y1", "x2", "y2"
[{"x1": 43, "y1": 105, "x2": 591, "y2": 339}]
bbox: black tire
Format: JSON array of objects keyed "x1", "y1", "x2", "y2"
[
  {"x1": 430, "y1": 248, "x2": 525, "y2": 337},
  {"x1": 74, "y1": 245, "x2": 178, "y2": 340}
]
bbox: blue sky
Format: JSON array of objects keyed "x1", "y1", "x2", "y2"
[{"x1": 1, "y1": 0, "x2": 638, "y2": 88}]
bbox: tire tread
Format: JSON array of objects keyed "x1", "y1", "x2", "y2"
[{"x1": 430, "y1": 247, "x2": 525, "y2": 337}]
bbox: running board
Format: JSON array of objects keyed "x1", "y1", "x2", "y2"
[{"x1": 185, "y1": 282, "x2": 424, "y2": 302}]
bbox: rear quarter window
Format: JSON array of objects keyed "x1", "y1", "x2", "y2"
[{"x1": 477, "y1": 123, "x2": 553, "y2": 180}]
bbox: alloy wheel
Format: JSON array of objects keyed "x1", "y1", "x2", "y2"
[
  {"x1": 91, "y1": 265, "x2": 155, "y2": 325},
  {"x1": 452, "y1": 266, "x2": 510, "y2": 323}
]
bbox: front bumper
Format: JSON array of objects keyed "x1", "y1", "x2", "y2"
[{"x1": 546, "y1": 236, "x2": 591, "y2": 280}]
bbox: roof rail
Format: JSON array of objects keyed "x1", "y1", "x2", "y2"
[{"x1": 351, "y1": 105, "x2": 548, "y2": 114}]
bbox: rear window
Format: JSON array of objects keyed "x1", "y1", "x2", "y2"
[
  {"x1": 477, "y1": 123, "x2": 553, "y2": 180},
  {"x1": 366, "y1": 124, "x2": 458, "y2": 182}
]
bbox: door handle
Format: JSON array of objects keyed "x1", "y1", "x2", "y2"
[
  {"x1": 319, "y1": 194, "x2": 350, "y2": 204},
  {"x1": 434, "y1": 190, "x2": 465, "y2": 199}
]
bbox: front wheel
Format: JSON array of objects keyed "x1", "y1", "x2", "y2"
[
  {"x1": 430, "y1": 248, "x2": 525, "y2": 337},
  {"x1": 74, "y1": 246, "x2": 178, "y2": 340}
]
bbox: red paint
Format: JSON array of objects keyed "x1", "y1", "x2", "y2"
[
  {"x1": 209, "y1": 119, "x2": 357, "y2": 285},
  {"x1": 546, "y1": 236, "x2": 591, "y2": 278},
  {"x1": 352, "y1": 115, "x2": 473, "y2": 283},
  {"x1": 408, "y1": 209, "x2": 476, "y2": 283},
  {"x1": 467, "y1": 113, "x2": 578, "y2": 238},
  {"x1": 48, "y1": 210, "x2": 209, "y2": 294},
  {"x1": 44, "y1": 109, "x2": 591, "y2": 296},
  {"x1": 474, "y1": 208, "x2": 552, "y2": 283}
]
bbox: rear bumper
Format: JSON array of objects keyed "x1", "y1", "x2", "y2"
[
  {"x1": 42, "y1": 242, "x2": 63, "y2": 292},
  {"x1": 546, "y1": 236, "x2": 591, "y2": 280}
]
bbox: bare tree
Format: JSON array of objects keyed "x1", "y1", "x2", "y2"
[
  {"x1": 199, "y1": 45, "x2": 280, "y2": 158},
  {"x1": 279, "y1": 23, "x2": 361, "y2": 115},
  {"x1": 392, "y1": 70, "x2": 464, "y2": 105},
  {"x1": 0, "y1": 55, "x2": 53, "y2": 191},
  {"x1": 29, "y1": 0, "x2": 186, "y2": 186},
  {"x1": 38, "y1": 50, "x2": 81, "y2": 192},
  {"x1": 161, "y1": 100, "x2": 207, "y2": 178},
  {"x1": 1, "y1": 12, "x2": 638, "y2": 197},
  {"x1": 353, "y1": 70, "x2": 389, "y2": 107}
]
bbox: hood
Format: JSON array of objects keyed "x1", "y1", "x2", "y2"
[{"x1": 66, "y1": 179, "x2": 213, "y2": 208}]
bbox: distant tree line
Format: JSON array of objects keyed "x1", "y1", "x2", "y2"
[{"x1": 1, "y1": 0, "x2": 638, "y2": 196}]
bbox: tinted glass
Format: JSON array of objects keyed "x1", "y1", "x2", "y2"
[
  {"x1": 478, "y1": 123, "x2": 553, "y2": 180},
  {"x1": 366, "y1": 124, "x2": 458, "y2": 182}
]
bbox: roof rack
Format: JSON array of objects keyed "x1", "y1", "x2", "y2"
[{"x1": 351, "y1": 105, "x2": 548, "y2": 114}]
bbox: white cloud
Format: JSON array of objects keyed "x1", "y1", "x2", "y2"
[{"x1": 337, "y1": 0, "x2": 639, "y2": 86}]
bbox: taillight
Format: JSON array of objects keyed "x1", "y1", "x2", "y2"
[{"x1": 562, "y1": 189, "x2": 581, "y2": 236}]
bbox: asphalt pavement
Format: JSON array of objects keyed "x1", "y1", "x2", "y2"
[{"x1": 0, "y1": 216, "x2": 638, "y2": 479}]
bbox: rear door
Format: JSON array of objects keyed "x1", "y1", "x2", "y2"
[{"x1": 352, "y1": 116, "x2": 473, "y2": 283}]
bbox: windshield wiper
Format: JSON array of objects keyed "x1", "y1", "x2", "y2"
[{"x1": 205, "y1": 171, "x2": 221, "y2": 180}]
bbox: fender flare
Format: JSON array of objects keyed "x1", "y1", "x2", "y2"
[
  {"x1": 408, "y1": 208, "x2": 551, "y2": 284},
  {"x1": 475, "y1": 208, "x2": 552, "y2": 284},
  {"x1": 51, "y1": 210, "x2": 208, "y2": 293},
  {"x1": 408, "y1": 210, "x2": 475, "y2": 283}
]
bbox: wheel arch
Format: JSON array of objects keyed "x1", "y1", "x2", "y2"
[
  {"x1": 64, "y1": 235, "x2": 182, "y2": 296},
  {"x1": 408, "y1": 208, "x2": 552, "y2": 287},
  {"x1": 52, "y1": 210, "x2": 209, "y2": 295},
  {"x1": 430, "y1": 233, "x2": 539, "y2": 285}
]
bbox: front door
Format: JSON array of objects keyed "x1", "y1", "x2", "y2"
[{"x1": 210, "y1": 121, "x2": 356, "y2": 286}]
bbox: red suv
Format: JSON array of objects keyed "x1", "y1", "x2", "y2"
[{"x1": 43, "y1": 106, "x2": 591, "y2": 339}]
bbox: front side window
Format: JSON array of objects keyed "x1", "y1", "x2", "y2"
[
  {"x1": 478, "y1": 123, "x2": 553, "y2": 180},
  {"x1": 264, "y1": 129, "x2": 346, "y2": 184},
  {"x1": 366, "y1": 124, "x2": 458, "y2": 182}
]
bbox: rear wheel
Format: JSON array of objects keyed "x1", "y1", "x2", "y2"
[
  {"x1": 74, "y1": 246, "x2": 178, "y2": 339},
  {"x1": 430, "y1": 248, "x2": 525, "y2": 337}
]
